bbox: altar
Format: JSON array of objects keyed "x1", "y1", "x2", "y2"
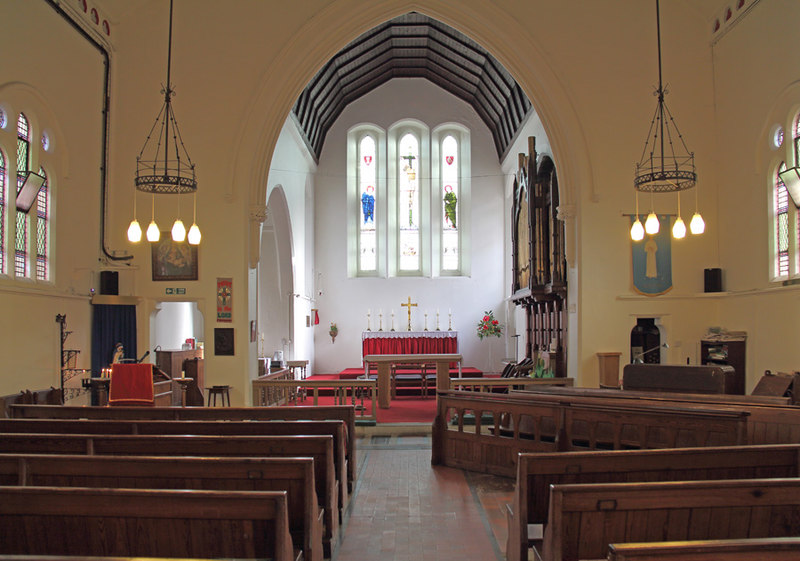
[{"x1": 362, "y1": 330, "x2": 458, "y2": 359}]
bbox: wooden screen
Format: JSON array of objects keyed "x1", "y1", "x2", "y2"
[{"x1": 510, "y1": 137, "x2": 568, "y2": 376}]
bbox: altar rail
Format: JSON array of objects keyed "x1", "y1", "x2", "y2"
[
  {"x1": 450, "y1": 377, "x2": 573, "y2": 392},
  {"x1": 252, "y1": 378, "x2": 377, "y2": 423}
]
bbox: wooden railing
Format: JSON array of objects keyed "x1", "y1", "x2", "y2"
[
  {"x1": 252, "y1": 378, "x2": 377, "y2": 423},
  {"x1": 449, "y1": 377, "x2": 573, "y2": 392}
]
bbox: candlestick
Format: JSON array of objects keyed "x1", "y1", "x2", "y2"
[
  {"x1": 436, "y1": 310, "x2": 440, "y2": 331},
  {"x1": 390, "y1": 310, "x2": 395, "y2": 332},
  {"x1": 366, "y1": 311, "x2": 371, "y2": 332},
  {"x1": 448, "y1": 311, "x2": 452, "y2": 331},
  {"x1": 378, "y1": 311, "x2": 383, "y2": 331},
  {"x1": 424, "y1": 311, "x2": 429, "y2": 332}
]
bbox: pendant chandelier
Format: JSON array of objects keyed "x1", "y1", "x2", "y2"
[
  {"x1": 128, "y1": 0, "x2": 200, "y2": 245},
  {"x1": 631, "y1": 0, "x2": 703, "y2": 242}
]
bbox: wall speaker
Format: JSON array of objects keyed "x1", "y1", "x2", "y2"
[
  {"x1": 99, "y1": 270, "x2": 119, "y2": 295},
  {"x1": 704, "y1": 268, "x2": 722, "y2": 293}
]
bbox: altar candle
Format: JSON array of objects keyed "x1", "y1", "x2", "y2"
[
  {"x1": 379, "y1": 309, "x2": 382, "y2": 316},
  {"x1": 368, "y1": 308, "x2": 371, "y2": 316}
]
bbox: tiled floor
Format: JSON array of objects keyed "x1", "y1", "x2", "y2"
[{"x1": 335, "y1": 432, "x2": 514, "y2": 561}]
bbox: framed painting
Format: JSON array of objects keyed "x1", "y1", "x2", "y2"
[{"x1": 151, "y1": 234, "x2": 198, "y2": 281}]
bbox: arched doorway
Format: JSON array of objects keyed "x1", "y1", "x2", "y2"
[{"x1": 258, "y1": 186, "x2": 295, "y2": 365}]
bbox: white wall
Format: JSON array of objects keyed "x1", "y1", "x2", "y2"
[{"x1": 313, "y1": 79, "x2": 507, "y2": 374}]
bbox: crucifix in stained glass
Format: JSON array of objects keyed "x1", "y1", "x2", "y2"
[{"x1": 399, "y1": 134, "x2": 420, "y2": 271}]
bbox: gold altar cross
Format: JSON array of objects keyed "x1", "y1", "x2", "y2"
[{"x1": 401, "y1": 296, "x2": 417, "y2": 331}]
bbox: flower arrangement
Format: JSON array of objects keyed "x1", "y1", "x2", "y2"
[
  {"x1": 329, "y1": 322, "x2": 338, "y2": 343},
  {"x1": 476, "y1": 310, "x2": 502, "y2": 340}
]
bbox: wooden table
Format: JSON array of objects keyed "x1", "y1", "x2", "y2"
[{"x1": 363, "y1": 353, "x2": 462, "y2": 409}]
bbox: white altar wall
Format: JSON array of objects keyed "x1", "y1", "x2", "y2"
[{"x1": 313, "y1": 79, "x2": 508, "y2": 374}]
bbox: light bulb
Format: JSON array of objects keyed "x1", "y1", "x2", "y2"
[
  {"x1": 146, "y1": 220, "x2": 160, "y2": 242},
  {"x1": 690, "y1": 212, "x2": 705, "y2": 235},
  {"x1": 171, "y1": 219, "x2": 186, "y2": 242},
  {"x1": 630, "y1": 218, "x2": 645, "y2": 241},
  {"x1": 127, "y1": 219, "x2": 142, "y2": 243},
  {"x1": 672, "y1": 216, "x2": 686, "y2": 239},
  {"x1": 644, "y1": 211, "x2": 660, "y2": 235},
  {"x1": 187, "y1": 223, "x2": 201, "y2": 245}
]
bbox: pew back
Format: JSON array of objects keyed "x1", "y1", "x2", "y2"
[
  {"x1": 0, "y1": 432, "x2": 339, "y2": 554},
  {"x1": 507, "y1": 445, "x2": 800, "y2": 561},
  {"x1": 607, "y1": 537, "x2": 800, "y2": 561},
  {"x1": 0, "y1": 486, "x2": 295, "y2": 561},
  {"x1": 0, "y1": 417, "x2": 350, "y2": 511},
  {"x1": 0, "y1": 453, "x2": 322, "y2": 561},
  {"x1": 544, "y1": 478, "x2": 800, "y2": 561},
  {"x1": 8, "y1": 403, "x2": 357, "y2": 489}
]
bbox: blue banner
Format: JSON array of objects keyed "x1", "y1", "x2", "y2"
[{"x1": 631, "y1": 214, "x2": 673, "y2": 296}]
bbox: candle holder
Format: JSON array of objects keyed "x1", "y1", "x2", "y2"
[
  {"x1": 436, "y1": 311, "x2": 440, "y2": 331},
  {"x1": 448, "y1": 313, "x2": 453, "y2": 331},
  {"x1": 378, "y1": 312, "x2": 383, "y2": 332},
  {"x1": 390, "y1": 312, "x2": 396, "y2": 332},
  {"x1": 424, "y1": 312, "x2": 429, "y2": 332},
  {"x1": 366, "y1": 313, "x2": 372, "y2": 332}
]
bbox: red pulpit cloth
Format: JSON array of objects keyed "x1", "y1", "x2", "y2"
[{"x1": 109, "y1": 363, "x2": 155, "y2": 406}]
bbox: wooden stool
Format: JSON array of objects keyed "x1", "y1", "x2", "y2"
[{"x1": 206, "y1": 385, "x2": 231, "y2": 406}]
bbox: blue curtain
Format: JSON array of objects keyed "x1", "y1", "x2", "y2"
[{"x1": 91, "y1": 304, "x2": 137, "y2": 375}]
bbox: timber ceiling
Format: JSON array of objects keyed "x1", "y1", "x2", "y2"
[{"x1": 292, "y1": 12, "x2": 532, "y2": 160}]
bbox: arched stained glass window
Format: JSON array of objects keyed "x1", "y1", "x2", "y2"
[
  {"x1": 398, "y1": 133, "x2": 420, "y2": 272},
  {"x1": 441, "y1": 135, "x2": 459, "y2": 271},
  {"x1": 16, "y1": 113, "x2": 30, "y2": 278},
  {"x1": 36, "y1": 167, "x2": 49, "y2": 281},
  {"x1": 0, "y1": 150, "x2": 5, "y2": 275},
  {"x1": 775, "y1": 163, "x2": 790, "y2": 277},
  {"x1": 359, "y1": 135, "x2": 377, "y2": 272}
]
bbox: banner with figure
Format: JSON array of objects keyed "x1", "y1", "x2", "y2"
[{"x1": 631, "y1": 214, "x2": 673, "y2": 296}]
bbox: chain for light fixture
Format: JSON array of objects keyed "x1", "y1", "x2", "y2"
[
  {"x1": 631, "y1": 0, "x2": 703, "y2": 240},
  {"x1": 129, "y1": 0, "x2": 200, "y2": 244}
]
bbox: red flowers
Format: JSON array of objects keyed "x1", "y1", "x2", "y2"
[{"x1": 476, "y1": 310, "x2": 502, "y2": 340}]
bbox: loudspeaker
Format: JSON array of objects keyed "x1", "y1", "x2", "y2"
[
  {"x1": 99, "y1": 271, "x2": 119, "y2": 295},
  {"x1": 704, "y1": 268, "x2": 722, "y2": 293}
]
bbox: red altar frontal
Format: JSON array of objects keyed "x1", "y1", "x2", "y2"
[{"x1": 362, "y1": 330, "x2": 458, "y2": 360}]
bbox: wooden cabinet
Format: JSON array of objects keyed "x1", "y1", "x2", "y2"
[{"x1": 700, "y1": 337, "x2": 746, "y2": 395}]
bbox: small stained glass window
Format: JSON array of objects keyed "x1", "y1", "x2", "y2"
[
  {"x1": 36, "y1": 168, "x2": 49, "y2": 281},
  {"x1": 16, "y1": 113, "x2": 30, "y2": 278},
  {"x1": 774, "y1": 126, "x2": 784, "y2": 149},
  {"x1": 0, "y1": 108, "x2": 6, "y2": 129},
  {"x1": 358, "y1": 135, "x2": 377, "y2": 272},
  {"x1": 398, "y1": 133, "x2": 420, "y2": 271},
  {"x1": 441, "y1": 135, "x2": 459, "y2": 271},
  {"x1": 776, "y1": 164, "x2": 789, "y2": 277},
  {"x1": 0, "y1": 150, "x2": 5, "y2": 274},
  {"x1": 41, "y1": 132, "x2": 49, "y2": 151}
]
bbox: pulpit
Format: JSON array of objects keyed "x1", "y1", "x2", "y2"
[{"x1": 109, "y1": 363, "x2": 155, "y2": 406}]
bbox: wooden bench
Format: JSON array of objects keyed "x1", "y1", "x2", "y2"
[
  {"x1": 542, "y1": 478, "x2": 800, "y2": 561},
  {"x1": 0, "y1": 453, "x2": 323, "y2": 561},
  {"x1": 0, "y1": 417, "x2": 350, "y2": 517},
  {"x1": 0, "y1": 486, "x2": 296, "y2": 561},
  {"x1": 506, "y1": 444, "x2": 800, "y2": 561},
  {"x1": 0, "y1": 432, "x2": 340, "y2": 557},
  {"x1": 607, "y1": 537, "x2": 800, "y2": 561},
  {"x1": 431, "y1": 390, "x2": 748, "y2": 477},
  {"x1": 8, "y1": 403, "x2": 357, "y2": 495},
  {"x1": 511, "y1": 386, "x2": 800, "y2": 445}
]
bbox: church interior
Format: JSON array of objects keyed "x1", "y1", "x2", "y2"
[{"x1": 3, "y1": 1, "x2": 800, "y2": 559}]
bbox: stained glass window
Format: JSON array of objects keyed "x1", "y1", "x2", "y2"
[
  {"x1": 16, "y1": 113, "x2": 30, "y2": 278},
  {"x1": 398, "y1": 133, "x2": 420, "y2": 271},
  {"x1": 0, "y1": 150, "x2": 5, "y2": 275},
  {"x1": 36, "y1": 167, "x2": 49, "y2": 281},
  {"x1": 441, "y1": 135, "x2": 459, "y2": 271},
  {"x1": 359, "y1": 135, "x2": 377, "y2": 272},
  {"x1": 775, "y1": 163, "x2": 789, "y2": 277}
]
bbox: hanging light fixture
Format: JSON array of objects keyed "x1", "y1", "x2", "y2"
[
  {"x1": 632, "y1": 0, "x2": 702, "y2": 240},
  {"x1": 129, "y1": 0, "x2": 200, "y2": 245},
  {"x1": 630, "y1": 191, "x2": 645, "y2": 241}
]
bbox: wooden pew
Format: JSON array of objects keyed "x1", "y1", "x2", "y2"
[
  {"x1": 432, "y1": 390, "x2": 748, "y2": 477},
  {"x1": 0, "y1": 432, "x2": 339, "y2": 557},
  {"x1": 511, "y1": 386, "x2": 800, "y2": 445},
  {"x1": 506, "y1": 444, "x2": 800, "y2": 561},
  {"x1": 0, "y1": 486, "x2": 296, "y2": 561},
  {"x1": 607, "y1": 537, "x2": 800, "y2": 561},
  {"x1": 542, "y1": 478, "x2": 800, "y2": 561},
  {"x1": 0, "y1": 453, "x2": 323, "y2": 561},
  {"x1": 8, "y1": 403, "x2": 357, "y2": 493},
  {"x1": 0, "y1": 417, "x2": 349, "y2": 517}
]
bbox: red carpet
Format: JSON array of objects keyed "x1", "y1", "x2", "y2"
[{"x1": 292, "y1": 383, "x2": 437, "y2": 423}]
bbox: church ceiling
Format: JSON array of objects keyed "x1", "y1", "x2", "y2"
[{"x1": 292, "y1": 12, "x2": 532, "y2": 160}]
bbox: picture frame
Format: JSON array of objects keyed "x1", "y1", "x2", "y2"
[
  {"x1": 151, "y1": 234, "x2": 198, "y2": 281},
  {"x1": 214, "y1": 327, "x2": 234, "y2": 356}
]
